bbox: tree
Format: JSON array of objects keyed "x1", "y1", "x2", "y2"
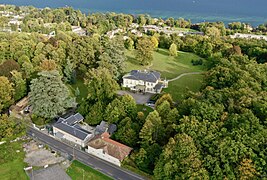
[
  {"x1": 11, "y1": 71, "x2": 27, "y2": 101},
  {"x1": 0, "y1": 60, "x2": 21, "y2": 79},
  {"x1": 136, "y1": 37, "x2": 154, "y2": 65},
  {"x1": 105, "y1": 94, "x2": 137, "y2": 124},
  {"x1": 154, "y1": 133, "x2": 209, "y2": 179},
  {"x1": 238, "y1": 158, "x2": 258, "y2": 180},
  {"x1": 169, "y1": 43, "x2": 178, "y2": 56},
  {"x1": 205, "y1": 26, "x2": 221, "y2": 39},
  {"x1": 80, "y1": 67, "x2": 119, "y2": 125},
  {"x1": 137, "y1": 15, "x2": 146, "y2": 26},
  {"x1": 98, "y1": 37, "x2": 126, "y2": 79},
  {"x1": 124, "y1": 38, "x2": 134, "y2": 50},
  {"x1": 0, "y1": 114, "x2": 25, "y2": 140},
  {"x1": 0, "y1": 76, "x2": 14, "y2": 112},
  {"x1": 39, "y1": 59, "x2": 58, "y2": 71},
  {"x1": 29, "y1": 71, "x2": 76, "y2": 119},
  {"x1": 155, "y1": 93, "x2": 174, "y2": 108},
  {"x1": 114, "y1": 117, "x2": 138, "y2": 147},
  {"x1": 151, "y1": 36, "x2": 159, "y2": 49},
  {"x1": 139, "y1": 111, "x2": 163, "y2": 146}
]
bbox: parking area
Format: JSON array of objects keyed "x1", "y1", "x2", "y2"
[
  {"x1": 117, "y1": 90, "x2": 153, "y2": 104},
  {"x1": 24, "y1": 140, "x2": 65, "y2": 167}
]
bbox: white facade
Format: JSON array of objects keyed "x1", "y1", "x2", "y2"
[
  {"x1": 230, "y1": 33, "x2": 267, "y2": 41},
  {"x1": 122, "y1": 78, "x2": 159, "y2": 93},
  {"x1": 86, "y1": 146, "x2": 121, "y2": 166},
  {"x1": 53, "y1": 126, "x2": 92, "y2": 147}
]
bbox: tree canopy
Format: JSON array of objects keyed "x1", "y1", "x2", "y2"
[{"x1": 29, "y1": 70, "x2": 76, "y2": 119}]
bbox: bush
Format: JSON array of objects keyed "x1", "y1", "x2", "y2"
[
  {"x1": 31, "y1": 114, "x2": 46, "y2": 126},
  {"x1": 191, "y1": 59, "x2": 203, "y2": 66}
]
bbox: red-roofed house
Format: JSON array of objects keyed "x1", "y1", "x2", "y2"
[{"x1": 86, "y1": 132, "x2": 132, "y2": 166}]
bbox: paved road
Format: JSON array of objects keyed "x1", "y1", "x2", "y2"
[
  {"x1": 168, "y1": 72, "x2": 203, "y2": 82},
  {"x1": 27, "y1": 127, "x2": 144, "y2": 180}
]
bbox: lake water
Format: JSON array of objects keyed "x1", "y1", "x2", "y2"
[{"x1": 1, "y1": 0, "x2": 267, "y2": 26}]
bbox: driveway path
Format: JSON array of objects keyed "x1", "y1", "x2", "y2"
[{"x1": 168, "y1": 72, "x2": 203, "y2": 82}]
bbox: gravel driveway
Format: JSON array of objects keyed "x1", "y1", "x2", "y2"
[{"x1": 118, "y1": 90, "x2": 153, "y2": 104}]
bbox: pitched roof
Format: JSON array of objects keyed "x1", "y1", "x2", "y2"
[
  {"x1": 64, "y1": 113, "x2": 84, "y2": 126},
  {"x1": 54, "y1": 122, "x2": 91, "y2": 141},
  {"x1": 53, "y1": 113, "x2": 90, "y2": 141},
  {"x1": 123, "y1": 70, "x2": 160, "y2": 83},
  {"x1": 95, "y1": 121, "x2": 117, "y2": 135},
  {"x1": 88, "y1": 132, "x2": 132, "y2": 161}
]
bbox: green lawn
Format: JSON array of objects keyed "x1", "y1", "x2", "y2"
[
  {"x1": 67, "y1": 160, "x2": 113, "y2": 180},
  {"x1": 164, "y1": 74, "x2": 204, "y2": 102},
  {"x1": 137, "y1": 104, "x2": 154, "y2": 117},
  {"x1": 172, "y1": 27, "x2": 198, "y2": 32},
  {"x1": 125, "y1": 48, "x2": 206, "y2": 79},
  {"x1": 68, "y1": 78, "x2": 88, "y2": 104},
  {"x1": 0, "y1": 141, "x2": 29, "y2": 180}
]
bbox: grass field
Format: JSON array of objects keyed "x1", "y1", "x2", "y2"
[
  {"x1": 67, "y1": 160, "x2": 113, "y2": 180},
  {"x1": 172, "y1": 27, "x2": 198, "y2": 32},
  {"x1": 164, "y1": 74, "x2": 204, "y2": 102},
  {"x1": 68, "y1": 78, "x2": 88, "y2": 104},
  {"x1": 0, "y1": 141, "x2": 29, "y2": 180},
  {"x1": 125, "y1": 48, "x2": 206, "y2": 79},
  {"x1": 137, "y1": 104, "x2": 154, "y2": 116}
]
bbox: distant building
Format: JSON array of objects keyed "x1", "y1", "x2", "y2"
[
  {"x1": 53, "y1": 113, "x2": 93, "y2": 147},
  {"x1": 122, "y1": 70, "x2": 168, "y2": 93},
  {"x1": 71, "y1": 26, "x2": 86, "y2": 36},
  {"x1": 86, "y1": 132, "x2": 132, "y2": 166},
  {"x1": 230, "y1": 33, "x2": 267, "y2": 41}
]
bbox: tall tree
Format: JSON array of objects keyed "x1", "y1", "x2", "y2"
[
  {"x1": 0, "y1": 76, "x2": 14, "y2": 112},
  {"x1": 80, "y1": 67, "x2": 119, "y2": 125},
  {"x1": 98, "y1": 37, "x2": 126, "y2": 79},
  {"x1": 169, "y1": 43, "x2": 178, "y2": 56},
  {"x1": 154, "y1": 133, "x2": 209, "y2": 179},
  {"x1": 136, "y1": 37, "x2": 154, "y2": 65},
  {"x1": 139, "y1": 111, "x2": 163, "y2": 146},
  {"x1": 11, "y1": 71, "x2": 27, "y2": 101},
  {"x1": 29, "y1": 71, "x2": 76, "y2": 119}
]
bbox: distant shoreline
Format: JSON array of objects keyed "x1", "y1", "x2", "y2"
[{"x1": 2, "y1": 3, "x2": 267, "y2": 27}]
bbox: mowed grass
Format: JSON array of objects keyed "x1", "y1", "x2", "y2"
[
  {"x1": 137, "y1": 104, "x2": 154, "y2": 117},
  {"x1": 164, "y1": 74, "x2": 204, "y2": 102},
  {"x1": 67, "y1": 160, "x2": 113, "y2": 180},
  {"x1": 0, "y1": 141, "x2": 29, "y2": 180},
  {"x1": 68, "y1": 78, "x2": 88, "y2": 104},
  {"x1": 125, "y1": 48, "x2": 206, "y2": 79},
  {"x1": 172, "y1": 27, "x2": 198, "y2": 32}
]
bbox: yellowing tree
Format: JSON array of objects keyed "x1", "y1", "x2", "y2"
[
  {"x1": 0, "y1": 76, "x2": 14, "y2": 112},
  {"x1": 169, "y1": 43, "x2": 178, "y2": 56}
]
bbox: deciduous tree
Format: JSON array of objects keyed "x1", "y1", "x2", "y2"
[{"x1": 136, "y1": 37, "x2": 154, "y2": 65}]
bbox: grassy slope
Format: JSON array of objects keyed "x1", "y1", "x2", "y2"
[
  {"x1": 68, "y1": 78, "x2": 88, "y2": 104},
  {"x1": 67, "y1": 160, "x2": 113, "y2": 180},
  {"x1": 164, "y1": 74, "x2": 204, "y2": 102},
  {"x1": 126, "y1": 48, "x2": 206, "y2": 101},
  {"x1": 0, "y1": 141, "x2": 29, "y2": 180},
  {"x1": 126, "y1": 48, "x2": 206, "y2": 79}
]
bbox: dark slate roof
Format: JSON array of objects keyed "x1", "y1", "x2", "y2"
[
  {"x1": 95, "y1": 121, "x2": 117, "y2": 135},
  {"x1": 64, "y1": 113, "x2": 84, "y2": 126},
  {"x1": 95, "y1": 121, "x2": 109, "y2": 135},
  {"x1": 54, "y1": 122, "x2": 91, "y2": 140},
  {"x1": 123, "y1": 70, "x2": 161, "y2": 83},
  {"x1": 154, "y1": 83, "x2": 164, "y2": 90},
  {"x1": 108, "y1": 124, "x2": 117, "y2": 135}
]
